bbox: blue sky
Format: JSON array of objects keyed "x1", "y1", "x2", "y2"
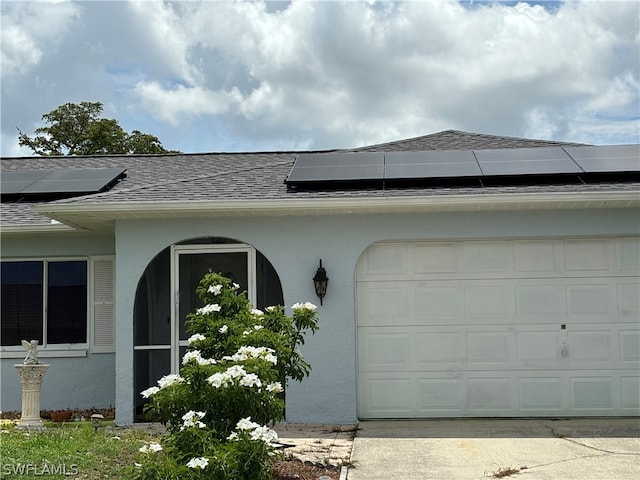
[{"x1": 1, "y1": 0, "x2": 638, "y2": 156}]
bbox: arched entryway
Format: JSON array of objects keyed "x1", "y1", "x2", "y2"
[{"x1": 133, "y1": 237, "x2": 283, "y2": 420}]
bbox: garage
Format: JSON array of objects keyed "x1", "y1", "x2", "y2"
[{"x1": 356, "y1": 238, "x2": 640, "y2": 418}]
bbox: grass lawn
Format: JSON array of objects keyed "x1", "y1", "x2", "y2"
[{"x1": 0, "y1": 421, "x2": 161, "y2": 479}]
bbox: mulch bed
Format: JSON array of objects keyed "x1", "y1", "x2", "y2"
[{"x1": 273, "y1": 458, "x2": 340, "y2": 480}]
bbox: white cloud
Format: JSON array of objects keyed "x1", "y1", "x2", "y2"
[
  {"x1": 0, "y1": 1, "x2": 79, "y2": 76},
  {"x1": 133, "y1": 81, "x2": 237, "y2": 125},
  {"x1": 1, "y1": 0, "x2": 638, "y2": 156}
]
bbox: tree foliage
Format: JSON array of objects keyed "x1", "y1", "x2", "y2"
[{"x1": 18, "y1": 101, "x2": 176, "y2": 156}]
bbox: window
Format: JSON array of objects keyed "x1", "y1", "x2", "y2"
[{"x1": 1, "y1": 260, "x2": 87, "y2": 346}]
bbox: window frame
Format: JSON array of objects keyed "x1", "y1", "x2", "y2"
[{"x1": 1, "y1": 256, "x2": 89, "y2": 353}]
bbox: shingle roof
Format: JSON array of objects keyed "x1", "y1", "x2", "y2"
[
  {"x1": 350, "y1": 129, "x2": 586, "y2": 152},
  {"x1": 1, "y1": 130, "x2": 637, "y2": 227}
]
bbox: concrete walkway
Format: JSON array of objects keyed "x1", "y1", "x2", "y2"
[{"x1": 347, "y1": 419, "x2": 640, "y2": 480}]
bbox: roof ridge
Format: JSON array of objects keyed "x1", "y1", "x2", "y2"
[{"x1": 349, "y1": 129, "x2": 588, "y2": 151}]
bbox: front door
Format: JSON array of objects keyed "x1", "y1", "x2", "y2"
[
  {"x1": 134, "y1": 243, "x2": 256, "y2": 419},
  {"x1": 171, "y1": 244, "x2": 256, "y2": 372}
]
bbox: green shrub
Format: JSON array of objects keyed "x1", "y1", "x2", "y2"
[{"x1": 133, "y1": 272, "x2": 319, "y2": 479}]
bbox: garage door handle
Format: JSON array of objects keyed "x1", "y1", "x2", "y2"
[{"x1": 561, "y1": 342, "x2": 568, "y2": 358}]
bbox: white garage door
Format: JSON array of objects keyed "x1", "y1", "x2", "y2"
[{"x1": 356, "y1": 238, "x2": 640, "y2": 418}]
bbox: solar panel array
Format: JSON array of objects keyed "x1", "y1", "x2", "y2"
[
  {"x1": 286, "y1": 145, "x2": 640, "y2": 188},
  {"x1": 1, "y1": 167, "x2": 126, "y2": 198}
]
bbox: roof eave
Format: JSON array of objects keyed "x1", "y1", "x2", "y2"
[
  {"x1": 30, "y1": 190, "x2": 640, "y2": 232},
  {"x1": 0, "y1": 222, "x2": 77, "y2": 234}
]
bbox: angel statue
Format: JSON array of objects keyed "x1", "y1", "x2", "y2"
[{"x1": 21, "y1": 340, "x2": 40, "y2": 365}]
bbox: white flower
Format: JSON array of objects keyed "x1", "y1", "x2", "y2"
[
  {"x1": 232, "y1": 282, "x2": 240, "y2": 290},
  {"x1": 196, "y1": 303, "x2": 221, "y2": 315},
  {"x1": 139, "y1": 443, "x2": 162, "y2": 453},
  {"x1": 157, "y1": 374, "x2": 184, "y2": 389},
  {"x1": 236, "y1": 417, "x2": 260, "y2": 431},
  {"x1": 242, "y1": 330, "x2": 251, "y2": 336},
  {"x1": 292, "y1": 302, "x2": 318, "y2": 312},
  {"x1": 219, "y1": 324, "x2": 228, "y2": 334},
  {"x1": 186, "y1": 457, "x2": 209, "y2": 470},
  {"x1": 266, "y1": 306, "x2": 277, "y2": 312},
  {"x1": 251, "y1": 309, "x2": 264, "y2": 316},
  {"x1": 253, "y1": 325, "x2": 264, "y2": 330},
  {"x1": 239, "y1": 373, "x2": 262, "y2": 388},
  {"x1": 187, "y1": 333, "x2": 205, "y2": 345},
  {"x1": 140, "y1": 386, "x2": 160, "y2": 398},
  {"x1": 208, "y1": 284, "x2": 223, "y2": 295},
  {"x1": 182, "y1": 350, "x2": 216, "y2": 366},
  {"x1": 266, "y1": 382, "x2": 283, "y2": 394},
  {"x1": 230, "y1": 418, "x2": 279, "y2": 445},
  {"x1": 182, "y1": 350, "x2": 202, "y2": 365},
  {"x1": 181, "y1": 410, "x2": 206, "y2": 430},
  {"x1": 250, "y1": 425, "x2": 279, "y2": 445},
  {"x1": 207, "y1": 372, "x2": 228, "y2": 388},
  {"x1": 222, "y1": 346, "x2": 277, "y2": 364},
  {"x1": 225, "y1": 365, "x2": 247, "y2": 379}
]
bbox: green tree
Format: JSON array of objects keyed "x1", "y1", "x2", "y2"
[{"x1": 18, "y1": 101, "x2": 176, "y2": 155}]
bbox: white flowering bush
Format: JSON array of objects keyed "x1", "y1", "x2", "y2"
[{"x1": 132, "y1": 272, "x2": 319, "y2": 480}]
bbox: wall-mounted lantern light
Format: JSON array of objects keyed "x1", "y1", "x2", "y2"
[{"x1": 313, "y1": 259, "x2": 329, "y2": 305}]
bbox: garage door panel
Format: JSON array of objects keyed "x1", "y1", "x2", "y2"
[
  {"x1": 414, "y1": 286, "x2": 459, "y2": 320},
  {"x1": 514, "y1": 240, "x2": 559, "y2": 272},
  {"x1": 571, "y1": 377, "x2": 613, "y2": 409},
  {"x1": 467, "y1": 377, "x2": 513, "y2": 412},
  {"x1": 517, "y1": 331, "x2": 562, "y2": 362},
  {"x1": 516, "y1": 284, "x2": 565, "y2": 317},
  {"x1": 415, "y1": 332, "x2": 461, "y2": 364},
  {"x1": 363, "y1": 243, "x2": 408, "y2": 275},
  {"x1": 566, "y1": 284, "x2": 610, "y2": 316},
  {"x1": 413, "y1": 242, "x2": 458, "y2": 274},
  {"x1": 519, "y1": 378, "x2": 563, "y2": 410},
  {"x1": 568, "y1": 331, "x2": 611, "y2": 361},
  {"x1": 617, "y1": 283, "x2": 640, "y2": 317},
  {"x1": 616, "y1": 238, "x2": 640, "y2": 272},
  {"x1": 564, "y1": 239, "x2": 610, "y2": 271},
  {"x1": 359, "y1": 331, "x2": 411, "y2": 370},
  {"x1": 357, "y1": 237, "x2": 640, "y2": 418},
  {"x1": 418, "y1": 378, "x2": 463, "y2": 412},
  {"x1": 359, "y1": 375, "x2": 413, "y2": 416},
  {"x1": 358, "y1": 284, "x2": 410, "y2": 326},
  {"x1": 466, "y1": 332, "x2": 512, "y2": 363},
  {"x1": 464, "y1": 284, "x2": 511, "y2": 319},
  {"x1": 463, "y1": 241, "x2": 512, "y2": 273},
  {"x1": 620, "y1": 331, "x2": 640, "y2": 361},
  {"x1": 621, "y1": 377, "x2": 640, "y2": 409}
]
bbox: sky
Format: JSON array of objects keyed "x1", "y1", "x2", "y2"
[{"x1": 1, "y1": 0, "x2": 639, "y2": 157}]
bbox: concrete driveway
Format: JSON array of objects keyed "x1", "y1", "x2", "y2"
[{"x1": 347, "y1": 419, "x2": 640, "y2": 480}]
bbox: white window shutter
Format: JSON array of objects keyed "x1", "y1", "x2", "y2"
[{"x1": 91, "y1": 256, "x2": 115, "y2": 353}]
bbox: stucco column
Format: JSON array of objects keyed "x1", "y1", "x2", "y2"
[{"x1": 15, "y1": 364, "x2": 49, "y2": 429}]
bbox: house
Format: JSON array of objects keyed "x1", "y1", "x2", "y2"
[{"x1": 1, "y1": 130, "x2": 639, "y2": 425}]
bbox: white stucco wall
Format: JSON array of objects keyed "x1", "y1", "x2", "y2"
[
  {"x1": 0, "y1": 232, "x2": 116, "y2": 413},
  {"x1": 114, "y1": 207, "x2": 640, "y2": 425}
]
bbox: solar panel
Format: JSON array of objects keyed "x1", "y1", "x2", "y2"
[
  {"x1": 474, "y1": 147, "x2": 582, "y2": 176},
  {"x1": 287, "y1": 153, "x2": 384, "y2": 183},
  {"x1": 1, "y1": 168, "x2": 126, "y2": 197},
  {"x1": 284, "y1": 144, "x2": 639, "y2": 189},
  {"x1": 564, "y1": 145, "x2": 640, "y2": 173},
  {"x1": 1, "y1": 170, "x2": 52, "y2": 195},
  {"x1": 385, "y1": 150, "x2": 482, "y2": 180}
]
